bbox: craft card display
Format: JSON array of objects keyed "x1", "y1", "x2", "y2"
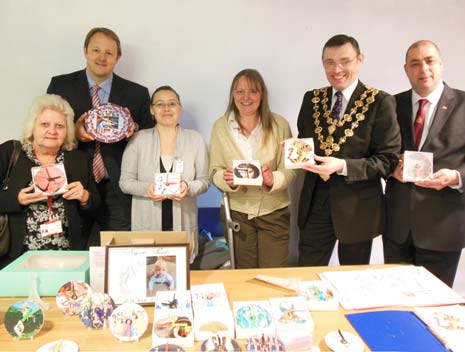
[
  {"x1": 85, "y1": 102, "x2": 132, "y2": 143},
  {"x1": 284, "y1": 138, "x2": 315, "y2": 169},
  {"x1": 31, "y1": 163, "x2": 67, "y2": 195},
  {"x1": 155, "y1": 173, "x2": 181, "y2": 195},
  {"x1": 233, "y1": 300, "x2": 275, "y2": 339},
  {"x1": 298, "y1": 280, "x2": 339, "y2": 311},
  {"x1": 320, "y1": 266, "x2": 465, "y2": 310},
  {"x1": 246, "y1": 335, "x2": 285, "y2": 352},
  {"x1": 152, "y1": 291, "x2": 194, "y2": 347},
  {"x1": 105, "y1": 244, "x2": 189, "y2": 305},
  {"x1": 4, "y1": 300, "x2": 44, "y2": 340},
  {"x1": 403, "y1": 151, "x2": 433, "y2": 182},
  {"x1": 414, "y1": 305, "x2": 465, "y2": 352},
  {"x1": 232, "y1": 160, "x2": 263, "y2": 186},
  {"x1": 109, "y1": 302, "x2": 148, "y2": 342},
  {"x1": 190, "y1": 283, "x2": 234, "y2": 341},
  {"x1": 269, "y1": 296, "x2": 314, "y2": 351}
]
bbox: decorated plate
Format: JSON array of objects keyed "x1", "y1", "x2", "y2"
[
  {"x1": 149, "y1": 344, "x2": 186, "y2": 352},
  {"x1": 4, "y1": 300, "x2": 44, "y2": 339},
  {"x1": 325, "y1": 330, "x2": 364, "y2": 352},
  {"x1": 202, "y1": 335, "x2": 241, "y2": 352},
  {"x1": 109, "y1": 302, "x2": 148, "y2": 341},
  {"x1": 79, "y1": 292, "x2": 115, "y2": 329},
  {"x1": 56, "y1": 280, "x2": 92, "y2": 316},
  {"x1": 85, "y1": 103, "x2": 132, "y2": 143},
  {"x1": 36, "y1": 339, "x2": 79, "y2": 352}
]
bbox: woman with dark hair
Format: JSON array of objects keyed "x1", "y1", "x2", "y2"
[
  {"x1": 120, "y1": 86, "x2": 209, "y2": 262},
  {"x1": 209, "y1": 69, "x2": 296, "y2": 268}
]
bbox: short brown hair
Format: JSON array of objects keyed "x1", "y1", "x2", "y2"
[
  {"x1": 84, "y1": 27, "x2": 122, "y2": 57},
  {"x1": 322, "y1": 34, "x2": 361, "y2": 58},
  {"x1": 405, "y1": 40, "x2": 441, "y2": 63}
]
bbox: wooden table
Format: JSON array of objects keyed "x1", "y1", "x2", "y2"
[{"x1": 0, "y1": 265, "x2": 390, "y2": 351}]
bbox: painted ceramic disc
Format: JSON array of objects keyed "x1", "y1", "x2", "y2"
[
  {"x1": 36, "y1": 339, "x2": 79, "y2": 352},
  {"x1": 109, "y1": 302, "x2": 148, "y2": 342},
  {"x1": 149, "y1": 344, "x2": 186, "y2": 352},
  {"x1": 4, "y1": 300, "x2": 44, "y2": 339},
  {"x1": 79, "y1": 292, "x2": 115, "y2": 329},
  {"x1": 56, "y1": 280, "x2": 92, "y2": 316},
  {"x1": 85, "y1": 103, "x2": 132, "y2": 143},
  {"x1": 246, "y1": 335, "x2": 284, "y2": 352},
  {"x1": 202, "y1": 336, "x2": 241, "y2": 352},
  {"x1": 33, "y1": 164, "x2": 66, "y2": 194}
]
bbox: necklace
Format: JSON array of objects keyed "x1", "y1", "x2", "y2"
[{"x1": 311, "y1": 85, "x2": 379, "y2": 156}]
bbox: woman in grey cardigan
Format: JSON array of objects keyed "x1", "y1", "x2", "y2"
[{"x1": 120, "y1": 86, "x2": 209, "y2": 261}]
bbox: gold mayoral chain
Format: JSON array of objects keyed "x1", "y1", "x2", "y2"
[{"x1": 311, "y1": 85, "x2": 379, "y2": 156}]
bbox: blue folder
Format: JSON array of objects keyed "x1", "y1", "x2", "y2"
[{"x1": 346, "y1": 310, "x2": 450, "y2": 352}]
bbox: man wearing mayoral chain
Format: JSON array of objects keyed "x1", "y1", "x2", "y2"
[{"x1": 297, "y1": 34, "x2": 401, "y2": 266}]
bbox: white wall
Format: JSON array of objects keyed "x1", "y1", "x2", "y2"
[{"x1": 1, "y1": 0, "x2": 464, "y2": 292}]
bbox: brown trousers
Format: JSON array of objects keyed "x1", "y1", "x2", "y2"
[{"x1": 221, "y1": 206, "x2": 290, "y2": 268}]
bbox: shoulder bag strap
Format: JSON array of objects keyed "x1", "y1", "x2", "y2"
[{"x1": 2, "y1": 141, "x2": 22, "y2": 191}]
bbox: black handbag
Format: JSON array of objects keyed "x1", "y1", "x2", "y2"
[{"x1": 0, "y1": 141, "x2": 22, "y2": 256}]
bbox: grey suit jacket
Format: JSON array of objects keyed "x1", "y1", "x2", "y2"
[{"x1": 385, "y1": 84, "x2": 465, "y2": 251}]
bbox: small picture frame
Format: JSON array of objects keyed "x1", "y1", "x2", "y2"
[
  {"x1": 31, "y1": 163, "x2": 68, "y2": 196},
  {"x1": 232, "y1": 160, "x2": 263, "y2": 186},
  {"x1": 154, "y1": 173, "x2": 181, "y2": 195},
  {"x1": 284, "y1": 138, "x2": 315, "y2": 169},
  {"x1": 403, "y1": 151, "x2": 434, "y2": 182},
  {"x1": 105, "y1": 244, "x2": 189, "y2": 306}
]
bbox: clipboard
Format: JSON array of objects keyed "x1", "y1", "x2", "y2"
[{"x1": 345, "y1": 310, "x2": 451, "y2": 352}]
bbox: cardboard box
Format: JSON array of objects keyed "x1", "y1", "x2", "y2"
[
  {"x1": 0, "y1": 250, "x2": 89, "y2": 297},
  {"x1": 100, "y1": 231, "x2": 191, "y2": 246}
]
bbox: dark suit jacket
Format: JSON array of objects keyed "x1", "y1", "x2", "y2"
[
  {"x1": 46, "y1": 69, "x2": 155, "y2": 188},
  {"x1": 0, "y1": 140, "x2": 101, "y2": 260},
  {"x1": 297, "y1": 81, "x2": 401, "y2": 243},
  {"x1": 385, "y1": 84, "x2": 465, "y2": 251}
]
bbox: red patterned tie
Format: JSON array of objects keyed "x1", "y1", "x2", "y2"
[
  {"x1": 414, "y1": 98, "x2": 427, "y2": 150},
  {"x1": 91, "y1": 85, "x2": 105, "y2": 183}
]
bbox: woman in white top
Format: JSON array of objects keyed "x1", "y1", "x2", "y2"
[{"x1": 120, "y1": 86, "x2": 209, "y2": 260}]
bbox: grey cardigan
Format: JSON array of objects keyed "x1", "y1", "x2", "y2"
[{"x1": 119, "y1": 127, "x2": 210, "y2": 258}]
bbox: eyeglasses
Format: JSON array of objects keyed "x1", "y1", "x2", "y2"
[
  {"x1": 323, "y1": 56, "x2": 358, "y2": 70},
  {"x1": 151, "y1": 101, "x2": 180, "y2": 109}
]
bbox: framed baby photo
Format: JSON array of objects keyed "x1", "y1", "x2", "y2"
[{"x1": 105, "y1": 244, "x2": 189, "y2": 306}]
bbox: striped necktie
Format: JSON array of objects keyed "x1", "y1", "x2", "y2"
[{"x1": 91, "y1": 85, "x2": 105, "y2": 183}]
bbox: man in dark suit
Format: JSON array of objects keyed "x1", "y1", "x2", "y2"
[
  {"x1": 47, "y1": 28, "x2": 154, "y2": 242},
  {"x1": 384, "y1": 40, "x2": 465, "y2": 287},
  {"x1": 297, "y1": 34, "x2": 401, "y2": 266}
]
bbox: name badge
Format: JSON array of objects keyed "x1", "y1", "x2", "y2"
[
  {"x1": 40, "y1": 219, "x2": 63, "y2": 237},
  {"x1": 174, "y1": 159, "x2": 184, "y2": 174}
]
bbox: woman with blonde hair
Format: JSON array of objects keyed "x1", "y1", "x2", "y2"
[{"x1": 209, "y1": 69, "x2": 295, "y2": 268}]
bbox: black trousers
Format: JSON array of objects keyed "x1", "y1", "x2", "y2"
[
  {"x1": 298, "y1": 180, "x2": 372, "y2": 266},
  {"x1": 383, "y1": 233, "x2": 462, "y2": 287},
  {"x1": 86, "y1": 179, "x2": 131, "y2": 246}
]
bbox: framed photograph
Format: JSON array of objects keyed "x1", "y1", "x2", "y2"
[
  {"x1": 105, "y1": 244, "x2": 189, "y2": 305},
  {"x1": 403, "y1": 151, "x2": 433, "y2": 182},
  {"x1": 232, "y1": 160, "x2": 263, "y2": 186}
]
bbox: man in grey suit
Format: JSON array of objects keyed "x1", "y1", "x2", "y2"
[{"x1": 384, "y1": 40, "x2": 465, "y2": 287}]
